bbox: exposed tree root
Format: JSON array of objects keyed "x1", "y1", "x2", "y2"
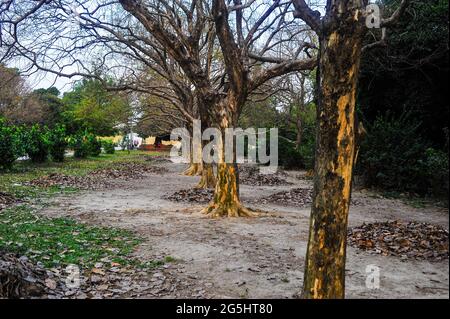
[
  {"x1": 183, "y1": 163, "x2": 202, "y2": 176},
  {"x1": 201, "y1": 201, "x2": 259, "y2": 218}
]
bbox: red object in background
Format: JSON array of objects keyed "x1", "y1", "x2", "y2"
[{"x1": 138, "y1": 144, "x2": 172, "y2": 151}]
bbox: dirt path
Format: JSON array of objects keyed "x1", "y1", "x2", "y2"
[{"x1": 41, "y1": 162, "x2": 449, "y2": 299}]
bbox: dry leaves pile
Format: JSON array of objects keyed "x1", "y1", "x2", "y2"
[
  {"x1": 0, "y1": 192, "x2": 19, "y2": 211},
  {"x1": 164, "y1": 188, "x2": 213, "y2": 203},
  {"x1": 0, "y1": 251, "x2": 186, "y2": 299},
  {"x1": 26, "y1": 173, "x2": 113, "y2": 190},
  {"x1": 256, "y1": 188, "x2": 313, "y2": 207},
  {"x1": 89, "y1": 162, "x2": 168, "y2": 179},
  {"x1": 26, "y1": 163, "x2": 168, "y2": 190},
  {"x1": 73, "y1": 261, "x2": 183, "y2": 299},
  {"x1": 0, "y1": 251, "x2": 61, "y2": 298},
  {"x1": 348, "y1": 221, "x2": 449, "y2": 261},
  {"x1": 239, "y1": 166, "x2": 292, "y2": 186}
]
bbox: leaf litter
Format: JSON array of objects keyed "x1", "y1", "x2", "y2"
[{"x1": 348, "y1": 220, "x2": 449, "y2": 262}]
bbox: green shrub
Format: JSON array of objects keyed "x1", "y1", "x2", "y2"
[
  {"x1": 358, "y1": 112, "x2": 449, "y2": 197},
  {"x1": 69, "y1": 132, "x2": 101, "y2": 158},
  {"x1": 0, "y1": 119, "x2": 23, "y2": 170},
  {"x1": 86, "y1": 134, "x2": 102, "y2": 156},
  {"x1": 48, "y1": 125, "x2": 68, "y2": 162},
  {"x1": 278, "y1": 137, "x2": 304, "y2": 169},
  {"x1": 102, "y1": 140, "x2": 116, "y2": 154},
  {"x1": 23, "y1": 125, "x2": 50, "y2": 163},
  {"x1": 422, "y1": 148, "x2": 449, "y2": 197},
  {"x1": 70, "y1": 133, "x2": 90, "y2": 159}
]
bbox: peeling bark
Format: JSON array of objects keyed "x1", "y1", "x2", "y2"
[
  {"x1": 201, "y1": 162, "x2": 255, "y2": 217},
  {"x1": 302, "y1": 5, "x2": 366, "y2": 299},
  {"x1": 196, "y1": 163, "x2": 216, "y2": 189},
  {"x1": 183, "y1": 162, "x2": 203, "y2": 176}
]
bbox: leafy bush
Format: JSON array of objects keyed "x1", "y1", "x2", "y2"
[
  {"x1": 69, "y1": 132, "x2": 101, "y2": 158},
  {"x1": 278, "y1": 137, "x2": 304, "y2": 169},
  {"x1": 421, "y1": 148, "x2": 449, "y2": 197},
  {"x1": 86, "y1": 134, "x2": 102, "y2": 156},
  {"x1": 277, "y1": 135, "x2": 315, "y2": 170},
  {"x1": 70, "y1": 133, "x2": 90, "y2": 159},
  {"x1": 48, "y1": 125, "x2": 68, "y2": 162},
  {"x1": 102, "y1": 140, "x2": 116, "y2": 154},
  {"x1": 23, "y1": 125, "x2": 50, "y2": 163},
  {"x1": 357, "y1": 112, "x2": 449, "y2": 197},
  {"x1": 0, "y1": 119, "x2": 23, "y2": 170}
]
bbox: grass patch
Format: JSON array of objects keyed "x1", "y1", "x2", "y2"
[
  {"x1": 0, "y1": 150, "x2": 164, "y2": 200},
  {"x1": 0, "y1": 205, "x2": 142, "y2": 269},
  {"x1": 164, "y1": 256, "x2": 176, "y2": 263}
]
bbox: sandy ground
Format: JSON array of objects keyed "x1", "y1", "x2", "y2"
[{"x1": 40, "y1": 161, "x2": 449, "y2": 299}]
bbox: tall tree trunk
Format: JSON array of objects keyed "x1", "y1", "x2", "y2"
[
  {"x1": 196, "y1": 148, "x2": 216, "y2": 189},
  {"x1": 302, "y1": 9, "x2": 366, "y2": 299},
  {"x1": 201, "y1": 95, "x2": 254, "y2": 217},
  {"x1": 183, "y1": 120, "x2": 216, "y2": 188},
  {"x1": 183, "y1": 141, "x2": 203, "y2": 176}
]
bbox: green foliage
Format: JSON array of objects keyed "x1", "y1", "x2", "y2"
[
  {"x1": 33, "y1": 87, "x2": 64, "y2": 127},
  {"x1": 23, "y1": 124, "x2": 50, "y2": 163},
  {"x1": 69, "y1": 133, "x2": 90, "y2": 159},
  {"x1": 297, "y1": 136, "x2": 315, "y2": 169},
  {"x1": 48, "y1": 124, "x2": 68, "y2": 162},
  {"x1": 0, "y1": 118, "x2": 23, "y2": 170},
  {"x1": 359, "y1": 0, "x2": 449, "y2": 148},
  {"x1": 86, "y1": 134, "x2": 102, "y2": 156},
  {"x1": 0, "y1": 205, "x2": 142, "y2": 268},
  {"x1": 0, "y1": 150, "x2": 154, "y2": 200},
  {"x1": 102, "y1": 140, "x2": 116, "y2": 154},
  {"x1": 278, "y1": 103, "x2": 316, "y2": 170},
  {"x1": 278, "y1": 137, "x2": 304, "y2": 169},
  {"x1": 358, "y1": 112, "x2": 449, "y2": 197},
  {"x1": 69, "y1": 132, "x2": 102, "y2": 158},
  {"x1": 62, "y1": 78, "x2": 131, "y2": 136},
  {"x1": 421, "y1": 148, "x2": 449, "y2": 197}
]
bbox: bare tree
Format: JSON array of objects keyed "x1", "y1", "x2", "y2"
[
  {"x1": 1, "y1": 0, "x2": 317, "y2": 216},
  {"x1": 278, "y1": 72, "x2": 314, "y2": 150},
  {"x1": 115, "y1": 0, "x2": 316, "y2": 216}
]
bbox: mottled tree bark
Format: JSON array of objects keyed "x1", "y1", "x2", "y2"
[
  {"x1": 201, "y1": 95, "x2": 254, "y2": 217},
  {"x1": 302, "y1": 6, "x2": 366, "y2": 299},
  {"x1": 184, "y1": 161, "x2": 203, "y2": 176},
  {"x1": 183, "y1": 126, "x2": 203, "y2": 176},
  {"x1": 196, "y1": 162, "x2": 216, "y2": 189}
]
